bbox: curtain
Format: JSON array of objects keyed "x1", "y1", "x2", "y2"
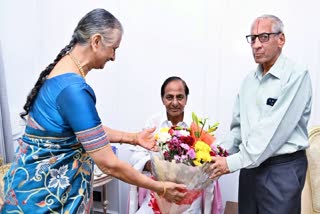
[{"x1": 0, "y1": 41, "x2": 14, "y2": 164}]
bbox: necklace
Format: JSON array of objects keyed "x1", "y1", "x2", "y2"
[{"x1": 68, "y1": 52, "x2": 85, "y2": 78}]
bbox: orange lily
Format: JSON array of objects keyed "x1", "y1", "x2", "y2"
[{"x1": 190, "y1": 122, "x2": 216, "y2": 146}]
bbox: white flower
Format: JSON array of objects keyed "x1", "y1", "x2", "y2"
[
  {"x1": 157, "y1": 132, "x2": 172, "y2": 143},
  {"x1": 179, "y1": 130, "x2": 190, "y2": 137},
  {"x1": 48, "y1": 165, "x2": 70, "y2": 189}
]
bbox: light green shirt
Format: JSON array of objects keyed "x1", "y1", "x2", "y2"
[{"x1": 220, "y1": 54, "x2": 312, "y2": 172}]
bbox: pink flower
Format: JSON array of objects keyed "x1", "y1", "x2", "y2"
[
  {"x1": 180, "y1": 155, "x2": 188, "y2": 161},
  {"x1": 187, "y1": 148, "x2": 196, "y2": 159},
  {"x1": 180, "y1": 143, "x2": 190, "y2": 150},
  {"x1": 173, "y1": 130, "x2": 181, "y2": 136},
  {"x1": 174, "y1": 155, "x2": 181, "y2": 163}
]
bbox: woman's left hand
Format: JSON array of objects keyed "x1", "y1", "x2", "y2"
[{"x1": 136, "y1": 127, "x2": 159, "y2": 151}]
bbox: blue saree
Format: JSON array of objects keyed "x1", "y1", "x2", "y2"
[{"x1": 2, "y1": 73, "x2": 110, "y2": 213}]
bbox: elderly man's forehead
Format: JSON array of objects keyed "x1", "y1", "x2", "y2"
[{"x1": 251, "y1": 18, "x2": 273, "y2": 32}]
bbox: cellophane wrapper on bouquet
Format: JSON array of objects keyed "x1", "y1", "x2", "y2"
[
  {"x1": 150, "y1": 152, "x2": 215, "y2": 213},
  {"x1": 148, "y1": 112, "x2": 228, "y2": 214}
]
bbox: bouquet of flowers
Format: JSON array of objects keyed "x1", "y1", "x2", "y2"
[{"x1": 149, "y1": 112, "x2": 228, "y2": 213}]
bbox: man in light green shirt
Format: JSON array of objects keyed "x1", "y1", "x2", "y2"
[{"x1": 210, "y1": 15, "x2": 312, "y2": 214}]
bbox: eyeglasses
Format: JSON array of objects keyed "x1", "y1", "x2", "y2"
[{"x1": 246, "y1": 32, "x2": 281, "y2": 44}]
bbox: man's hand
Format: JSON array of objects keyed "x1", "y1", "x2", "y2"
[{"x1": 209, "y1": 156, "x2": 230, "y2": 179}]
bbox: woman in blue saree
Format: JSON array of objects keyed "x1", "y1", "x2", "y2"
[{"x1": 1, "y1": 8, "x2": 186, "y2": 213}]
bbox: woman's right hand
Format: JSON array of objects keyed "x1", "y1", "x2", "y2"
[{"x1": 160, "y1": 181, "x2": 187, "y2": 204}]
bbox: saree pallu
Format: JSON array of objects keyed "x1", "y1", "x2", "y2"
[{"x1": 1, "y1": 126, "x2": 93, "y2": 214}]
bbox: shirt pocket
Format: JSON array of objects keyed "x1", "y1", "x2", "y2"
[{"x1": 260, "y1": 83, "x2": 281, "y2": 117}]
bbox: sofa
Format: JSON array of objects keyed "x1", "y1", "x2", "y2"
[{"x1": 302, "y1": 126, "x2": 320, "y2": 214}]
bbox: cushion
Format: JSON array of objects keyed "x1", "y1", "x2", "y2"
[
  {"x1": 308, "y1": 127, "x2": 320, "y2": 213},
  {"x1": 0, "y1": 163, "x2": 11, "y2": 209}
]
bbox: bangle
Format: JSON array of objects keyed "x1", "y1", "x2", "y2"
[{"x1": 159, "y1": 181, "x2": 166, "y2": 197}]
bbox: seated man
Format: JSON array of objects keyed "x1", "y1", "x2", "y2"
[{"x1": 129, "y1": 76, "x2": 223, "y2": 214}]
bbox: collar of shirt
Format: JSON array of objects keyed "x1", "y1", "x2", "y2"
[
  {"x1": 145, "y1": 107, "x2": 193, "y2": 130},
  {"x1": 158, "y1": 108, "x2": 193, "y2": 129},
  {"x1": 254, "y1": 54, "x2": 286, "y2": 80}
]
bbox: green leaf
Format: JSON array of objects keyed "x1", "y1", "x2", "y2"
[
  {"x1": 192, "y1": 112, "x2": 199, "y2": 125},
  {"x1": 208, "y1": 126, "x2": 218, "y2": 133},
  {"x1": 195, "y1": 131, "x2": 200, "y2": 138},
  {"x1": 207, "y1": 122, "x2": 219, "y2": 133},
  {"x1": 211, "y1": 122, "x2": 219, "y2": 127}
]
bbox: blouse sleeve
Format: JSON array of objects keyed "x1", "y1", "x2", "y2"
[{"x1": 56, "y1": 83, "x2": 110, "y2": 152}]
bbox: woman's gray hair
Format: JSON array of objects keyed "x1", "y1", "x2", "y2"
[
  {"x1": 73, "y1": 8, "x2": 123, "y2": 45},
  {"x1": 20, "y1": 8, "x2": 123, "y2": 119},
  {"x1": 254, "y1": 14, "x2": 284, "y2": 33}
]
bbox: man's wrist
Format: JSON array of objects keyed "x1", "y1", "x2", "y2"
[{"x1": 226, "y1": 153, "x2": 242, "y2": 172}]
